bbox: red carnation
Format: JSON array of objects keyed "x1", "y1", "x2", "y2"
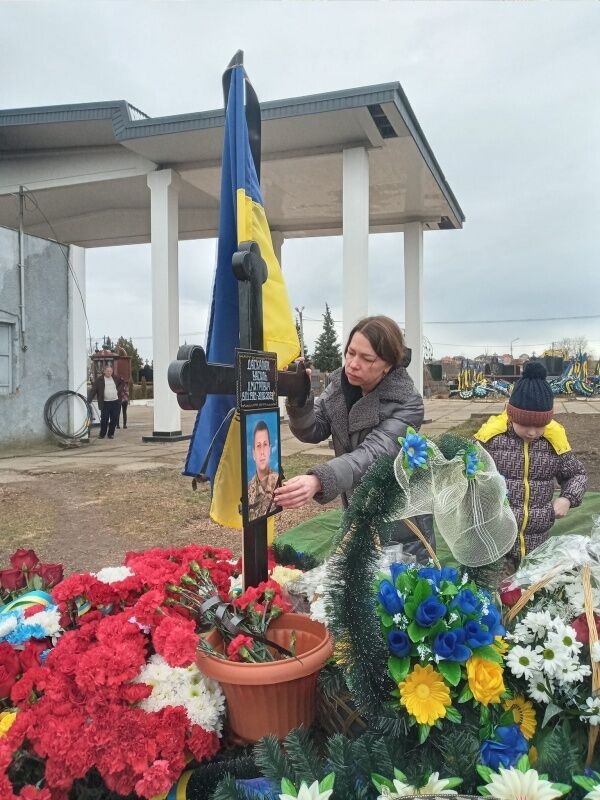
[
  {"x1": 226, "y1": 634, "x2": 255, "y2": 662},
  {"x1": 134, "y1": 759, "x2": 173, "y2": 799},
  {"x1": 500, "y1": 580, "x2": 522, "y2": 608},
  {"x1": 152, "y1": 616, "x2": 199, "y2": 667},
  {"x1": 187, "y1": 725, "x2": 219, "y2": 762},
  {"x1": 10, "y1": 549, "x2": 39, "y2": 572},
  {"x1": 0, "y1": 567, "x2": 26, "y2": 592},
  {"x1": 32, "y1": 562, "x2": 64, "y2": 588},
  {"x1": 571, "y1": 612, "x2": 600, "y2": 644},
  {"x1": 0, "y1": 642, "x2": 21, "y2": 698}
]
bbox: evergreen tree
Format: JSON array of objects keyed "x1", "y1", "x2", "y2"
[
  {"x1": 102, "y1": 335, "x2": 114, "y2": 350},
  {"x1": 116, "y1": 336, "x2": 143, "y2": 383},
  {"x1": 312, "y1": 304, "x2": 342, "y2": 373}
]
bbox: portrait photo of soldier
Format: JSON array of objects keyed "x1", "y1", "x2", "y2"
[{"x1": 246, "y1": 416, "x2": 280, "y2": 523}]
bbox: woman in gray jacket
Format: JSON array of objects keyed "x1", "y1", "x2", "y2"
[{"x1": 274, "y1": 315, "x2": 434, "y2": 561}]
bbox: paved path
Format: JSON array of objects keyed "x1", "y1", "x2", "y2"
[{"x1": 1, "y1": 398, "x2": 598, "y2": 482}]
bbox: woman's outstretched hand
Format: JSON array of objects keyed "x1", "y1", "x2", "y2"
[{"x1": 274, "y1": 474, "x2": 321, "y2": 509}]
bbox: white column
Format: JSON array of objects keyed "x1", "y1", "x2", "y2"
[
  {"x1": 271, "y1": 231, "x2": 284, "y2": 267},
  {"x1": 342, "y1": 147, "x2": 369, "y2": 344},
  {"x1": 404, "y1": 222, "x2": 424, "y2": 395},
  {"x1": 147, "y1": 169, "x2": 182, "y2": 437},
  {"x1": 67, "y1": 245, "x2": 88, "y2": 436}
]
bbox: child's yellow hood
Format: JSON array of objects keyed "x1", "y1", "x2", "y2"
[{"x1": 474, "y1": 410, "x2": 571, "y2": 455}]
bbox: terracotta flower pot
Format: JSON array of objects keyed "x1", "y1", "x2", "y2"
[{"x1": 197, "y1": 612, "x2": 333, "y2": 742}]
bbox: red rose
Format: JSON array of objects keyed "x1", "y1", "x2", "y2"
[
  {"x1": 500, "y1": 581, "x2": 522, "y2": 608},
  {"x1": 0, "y1": 567, "x2": 26, "y2": 592},
  {"x1": 571, "y1": 612, "x2": 600, "y2": 644},
  {"x1": 19, "y1": 640, "x2": 50, "y2": 673},
  {"x1": 33, "y1": 563, "x2": 64, "y2": 588},
  {"x1": 0, "y1": 642, "x2": 21, "y2": 698},
  {"x1": 10, "y1": 549, "x2": 39, "y2": 572}
]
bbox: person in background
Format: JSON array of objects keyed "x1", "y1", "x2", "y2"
[
  {"x1": 116, "y1": 380, "x2": 130, "y2": 430},
  {"x1": 474, "y1": 361, "x2": 587, "y2": 573},
  {"x1": 88, "y1": 365, "x2": 124, "y2": 440},
  {"x1": 275, "y1": 315, "x2": 434, "y2": 562}
]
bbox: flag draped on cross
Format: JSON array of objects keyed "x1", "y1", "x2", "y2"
[{"x1": 184, "y1": 61, "x2": 299, "y2": 528}]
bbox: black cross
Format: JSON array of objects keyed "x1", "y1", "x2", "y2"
[{"x1": 169, "y1": 240, "x2": 310, "y2": 587}]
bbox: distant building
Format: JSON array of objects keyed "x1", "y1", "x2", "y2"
[{"x1": 0, "y1": 226, "x2": 86, "y2": 447}]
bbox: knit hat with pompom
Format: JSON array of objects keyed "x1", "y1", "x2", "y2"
[{"x1": 507, "y1": 361, "x2": 554, "y2": 427}]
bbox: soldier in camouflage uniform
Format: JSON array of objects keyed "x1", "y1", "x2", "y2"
[{"x1": 247, "y1": 420, "x2": 279, "y2": 521}]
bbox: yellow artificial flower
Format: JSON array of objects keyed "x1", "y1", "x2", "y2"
[
  {"x1": 529, "y1": 745, "x2": 539, "y2": 765},
  {"x1": 0, "y1": 711, "x2": 17, "y2": 738},
  {"x1": 399, "y1": 664, "x2": 451, "y2": 725},
  {"x1": 494, "y1": 636, "x2": 509, "y2": 656},
  {"x1": 466, "y1": 656, "x2": 506, "y2": 706},
  {"x1": 504, "y1": 695, "x2": 537, "y2": 740}
]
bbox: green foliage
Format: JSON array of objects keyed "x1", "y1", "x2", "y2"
[
  {"x1": 434, "y1": 432, "x2": 472, "y2": 461},
  {"x1": 433, "y1": 727, "x2": 482, "y2": 794},
  {"x1": 210, "y1": 775, "x2": 258, "y2": 800},
  {"x1": 254, "y1": 734, "x2": 294, "y2": 783},
  {"x1": 312, "y1": 304, "x2": 342, "y2": 373},
  {"x1": 271, "y1": 541, "x2": 319, "y2": 572},
  {"x1": 534, "y1": 719, "x2": 588, "y2": 786}
]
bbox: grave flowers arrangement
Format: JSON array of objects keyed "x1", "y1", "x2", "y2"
[
  {"x1": 0, "y1": 549, "x2": 63, "y2": 603},
  {"x1": 375, "y1": 561, "x2": 508, "y2": 739},
  {"x1": 0, "y1": 544, "x2": 234, "y2": 800},
  {"x1": 167, "y1": 560, "x2": 294, "y2": 662}
]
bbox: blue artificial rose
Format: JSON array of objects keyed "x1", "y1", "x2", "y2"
[
  {"x1": 480, "y1": 725, "x2": 529, "y2": 770},
  {"x1": 415, "y1": 596, "x2": 447, "y2": 627},
  {"x1": 390, "y1": 563, "x2": 409, "y2": 586},
  {"x1": 440, "y1": 566, "x2": 459, "y2": 584},
  {"x1": 464, "y1": 620, "x2": 494, "y2": 648},
  {"x1": 451, "y1": 589, "x2": 482, "y2": 616},
  {"x1": 378, "y1": 580, "x2": 404, "y2": 615},
  {"x1": 418, "y1": 567, "x2": 442, "y2": 589},
  {"x1": 388, "y1": 630, "x2": 412, "y2": 658},
  {"x1": 432, "y1": 628, "x2": 472, "y2": 662},
  {"x1": 481, "y1": 603, "x2": 505, "y2": 637}
]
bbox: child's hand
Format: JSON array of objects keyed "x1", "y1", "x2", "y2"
[{"x1": 553, "y1": 497, "x2": 571, "y2": 519}]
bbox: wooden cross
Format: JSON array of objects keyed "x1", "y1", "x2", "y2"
[{"x1": 169, "y1": 240, "x2": 310, "y2": 587}]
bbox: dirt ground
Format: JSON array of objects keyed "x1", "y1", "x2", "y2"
[
  {"x1": 0, "y1": 452, "x2": 338, "y2": 574},
  {"x1": 1, "y1": 413, "x2": 597, "y2": 575}
]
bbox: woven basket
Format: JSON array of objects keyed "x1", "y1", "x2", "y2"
[{"x1": 315, "y1": 688, "x2": 368, "y2": 739}]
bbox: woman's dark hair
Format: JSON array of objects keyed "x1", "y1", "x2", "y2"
[{"x1": 344, "y1": 315, "x2": 405, "y2": 368}]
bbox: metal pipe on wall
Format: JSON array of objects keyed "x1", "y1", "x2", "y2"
[{"x1": 18, "y1": 186, "x2": 27, "y2": 350}]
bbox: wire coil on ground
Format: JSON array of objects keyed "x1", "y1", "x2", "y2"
[{"x1": 43, "y1": 391, "x2": 93, "y2": 441}]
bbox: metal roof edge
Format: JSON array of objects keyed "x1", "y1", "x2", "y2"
[{"x1": 390, "y1": 85, "x2": 465, "y2": 225}]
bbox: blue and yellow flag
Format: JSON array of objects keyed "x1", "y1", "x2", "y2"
[{"x1": 184, "y1": 64, "x2": 299, "y2": 529}]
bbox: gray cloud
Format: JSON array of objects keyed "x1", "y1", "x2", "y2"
[{"x1": 4, "y1": 1, "x2": 599, "y2": 359}]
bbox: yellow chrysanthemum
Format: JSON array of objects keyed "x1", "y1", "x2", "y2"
[
  {"x1": 504, "y1": 695, "x2": 537, "y2": 740},
  {"x1": 399, "y1": 664, "x2": 451, "y2": 725},
  {"x1": 466, "y1": 656, "x2": 505, "y2": 706},
  {"x1": 0, "y1": 711, "x2": 17, "y2": 738}
]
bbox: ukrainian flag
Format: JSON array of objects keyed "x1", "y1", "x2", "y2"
[{"x1": 184, "y1": 62, "x2": 299, "y2": 530}]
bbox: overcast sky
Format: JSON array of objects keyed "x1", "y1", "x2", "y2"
[{"x1": 3, "y1": 1, "x2": 599, "y2": 360}]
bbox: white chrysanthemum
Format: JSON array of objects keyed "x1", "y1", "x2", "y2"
[
  {"x1": 539, "y1": 641, "x2": 571, "y2": 678},
  {"x1": 512, "y1": 622, "x2": 536, "y2": 645},
  {"x1": 506, "y1": 645, "x2": 542, "y2": 679},
  {"x1": 271, "y1": 565, "x2": 303, "y2": 587},
  {"x1": 309, "y1": 598, "x2": 328, "y2": 625},
  {"x1": 546, "y1": 625, "x2": 582, "y2": 654},
  {"x1": 583, "y1": 788, "x2": 600, "y2": 800},
  {"x1": 280, "y1": 780, "x2": 333, "y2": 800},
  {"x1": 94, "y1": 566, "x2": 134, "y2": 584},
  {"x1": 557, "y1": 661, "x2": 591, "y2": 684},
  {"x1": 591, "y1": 642, "x2": 600, "y2": 663},
  {"x1": 580, "y1": 696, "x2": 600, "y2": 726},
  {"x1": 376, "y1": 773, "x2": 458, "y2": 798},
  {"x1": 0, "y1": 616, "x2": 19, "y2": 639},
  {"x1": 523, "y1": 611, "x2": 553, "y2": 639},
  {"x1": 134, "y1": 654, "x2": 226, "y2": 733},
  {"x1": 528, "y1": 673, "x2": 553, "y2": 704},
  {"x1": 483, "y1": 766, "x2": 566, "y2": 800}
]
